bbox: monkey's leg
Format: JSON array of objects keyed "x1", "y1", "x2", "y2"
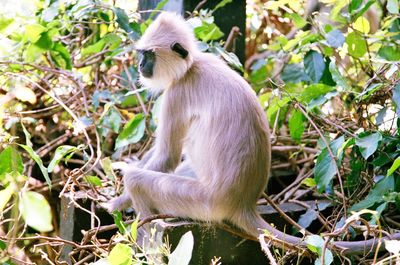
[
  {"x1": 124, "y1": 167, "x2": 216, "y2": 221},
  {"x1": 173, "y1": 159, "x2": 197, "y2": 178}
]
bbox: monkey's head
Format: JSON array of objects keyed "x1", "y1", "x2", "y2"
[{"x1": 135, "y1": 12, "x2": 197, "y2": 92}]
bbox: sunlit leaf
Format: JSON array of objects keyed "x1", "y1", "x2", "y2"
[
  {"x1": 385, "y1": 240, "x2": 400, "y2": 254},
  {"x1": 19, "y1": 191, "x2": 53, "y2": 232},
  {"x1": 84, "y1": 175, "x2": 102, "y2": 187},
  {"x1": 0, "y1": 185, "x2": 14, "y2": 212},
  {"x1": 214, "y1": 0, "x2": 233, "y2": 11},
  {"x1": 48, "y1": 145, "x2": 82, "y2": 173},
  {"x1": 115, "y1": 114, "x2": 145, "y2": 150},
  {"x1": 0, "y1": 146, "x2": 23, "y2": 180},
  {"x1": 25, "y1": 24, "x2": 46, "y2": 43},
  {"x1": 101, "y1": 157, "x2": 116, "y2": 181},
  {"x1": 168, "y1": 231, "x2": 194, "y2": 265},
  {"x1": 346, "y1": 31, "x2": 367, "y2": 58},
  {"x1": 108, "y1": 243, "x2": 132, "y2": 265},
  {"x1": 13, "y1": 84, "x2": 37, "y2": 104},
  {"x1": 387, "y1": 0, "x2": 399, "y2": 14},
  {"x1": 299, "y1": 84, "x2": 335, "y2": 104},
  {"x1": 130, "y1": 216, "x2": 139, "y2": 242},
  {"x1": 0, "y1": 16, "x2": 13, "y2": 32},
  {"x1": 387, "y1": 157, "x2": 400, "y2": 176},
  {"x1": 353, "y1": 16, "x2": 370, "y2": 33},
  {"x1": 290, "y1": 13, "x2": 307, "y2": 28}
]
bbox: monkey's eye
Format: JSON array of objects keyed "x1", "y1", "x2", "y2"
[{"x1": 171, "y1": 42, "x2": 188, "y2": 59}]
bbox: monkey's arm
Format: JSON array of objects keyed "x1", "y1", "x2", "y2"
[{"x1": 143, "y1": 95, "x2": 186, "y2": 173}]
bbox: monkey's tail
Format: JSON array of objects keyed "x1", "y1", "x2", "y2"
[
  {"x1": 236, "y1": 211, "x2": 307, "y2": 248},
  {"x1": 102, "y1": 192, "x2": 132, "y2": 212},
  {"x1": 240, "y1": 210, "x2": 400, "y2": 255}
]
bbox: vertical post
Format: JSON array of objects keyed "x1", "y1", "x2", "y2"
[{"x1": 184, "y1": 0, "x2": 246, "y2": 63}]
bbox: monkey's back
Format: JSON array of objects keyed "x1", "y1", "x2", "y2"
[{"x1": 176, "y1": 52, "x2": 271, "y2": 208}]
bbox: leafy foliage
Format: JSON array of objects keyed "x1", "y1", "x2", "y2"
[{"x1": 0, "y1": 0, "x2": 399, "y2": 264}]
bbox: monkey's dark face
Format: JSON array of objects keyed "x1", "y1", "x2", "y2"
[
  {"x1": 137, "y1": 43, "x2": 188, "y2": 79},
  {"x1": 137, "y1": 50, "x2": 155, "y2": 78}
]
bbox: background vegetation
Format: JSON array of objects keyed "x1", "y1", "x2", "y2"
[{"x1": 0, "y1": 0, "x2": 399, "y2": 264}]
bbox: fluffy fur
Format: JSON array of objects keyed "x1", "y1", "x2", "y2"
[{"x1": 106, "y1": 12, "x2": 400, "y2": 254}]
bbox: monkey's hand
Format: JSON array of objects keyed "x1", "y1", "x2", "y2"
[{"x1": 112, "y1": 161, "x2": 129, "y2": 174}]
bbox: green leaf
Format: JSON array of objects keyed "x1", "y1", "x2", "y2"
[
  {"x1": 357, "y1": 83, "x2": 383, "y2": 101},
  {"x1": 266, "y1": 97, "x2": 290, "y2": 127},
  {"x1": 355, "y1": 132, "x2": 382, "y2": 160},
  {"x1": 112, "y1": 211, "x2": 127, "y2": 234},
  {"x1": 212, "y1": 45, "x2": 243, "y2": 71},
  {"x1": 378, "y1": 45, "x2": 400, "y2": 61},
  {"x1": 25, "y1": 24, "x2": 46, "y2": 43},
  {"x1": 130, "y1": 216, "x2": 139, "y2": 242},
  {"x1": 346, "y1": 31, "x2": 367, "y2": 58},
  {"x1": 288, "y1": 110, "x2": 305, "y2": 143},
  {"x1": 314, "y1": 136, "x2": 345, "y2": 193},
  {"x1": 350, "y1": 175, "x2": 395, "y2": 211},
  {"x1": 0, "y1": 16, "x2": 13, "y2": 32},
  {"x1": 84, "y1": 175, "x2": 102, "y2": 187},
  {"x1": 329, "y1": 60, "x2": 350, "y2": 90},
  {"x1": 168, "y1": 231, "x2": 194, "y2": 265},
  {"x1": 82, "y1": 34, "x2": 121, "y2": 57},
  {"x1": 214, "y1": 0, "x2": 233, "y2": 11},
  {"x1": 349, "y1": 0, "x2": 363, "y2": 13},
  {"x1": 51, "y1": 43, "x2": 72, "y2": 69},
  {"x1": 18, "y1": 144, "x2": 51, "y2": 188},
  {"x1": 304, "y1": 50, "x2": 325, "y2": 83},
  {"x1": 326, "y1": 29, "x2": 345, "y2": 48},
  {"x1": 302, "y1": 178, "x2": 317, "y2": 187},
  {"x1": 102, "y1": 157, "x2": 116, "y2": 181},
  {"x1": 387, "y1": 157, "x2": 400, "y2": 176},
  {"x1": 83, "y1": 176, "x2": 103, "y2": 187},
  {"x1": 99, "y1": 104, "x2": 122, "y2": 137},
  {"x1": 48, "y1": 145, "x2": 82, "y2": 173},
  {"x1": 115, "y1": 114, "x2": 146, "y2": 150},
  {"x1": 290, "y1": 13, "x2": 307, "y2": 28},
  {"x1": 353, "y1": 16, "x2": 370, "y2": 33},
  {"x1": 19, "y1": 191, "x2": 53, "y2": 232},
  {"x1": 393, "y1": 81, "x2": 400, "y2": 117},
  {"x1": 305, "y1": 235, "x2": 333, "y2": 265},
  {"x1": 281, "y1": 64, "x2": 310, "y2": 83},
  {"x1": 108, "y1": 243, "x2": 133, "y2": 265},
  {"x1": 114, "y1": 7, "x2": 130, "y2": 32},
  {"x1": 0, "y1": 146, "x2": 23, "y2": 180},
  {"x1": 349, "y1": 0, "x2": 375, "y2": 20},
  {"x1": 25, "y1": 44, "x2": 45, "y2": 62},
  {"x1": 387, "y1": 0, "x2": 399, "y2": 14},
  {"x1": 299, "y1": 84, "x2": 335, "y2": 104},
  {"x1": 194, "y1": 22, "x2": 224, "y2": 42},
  {"x1": 0, "y1": 185, "x2": 15, "y2": 212}
]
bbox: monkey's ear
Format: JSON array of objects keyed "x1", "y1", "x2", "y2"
[{"x1": 171, "y1": 42, "x2": 188, "y2": 59}]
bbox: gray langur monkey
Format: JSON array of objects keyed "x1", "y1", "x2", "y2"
[
  {"x1": 106, "y1": 12, "x2": 271, "y2": 237},
  {"x1": 105, "y1": 12, "x2": 400, "y2": 254}
]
